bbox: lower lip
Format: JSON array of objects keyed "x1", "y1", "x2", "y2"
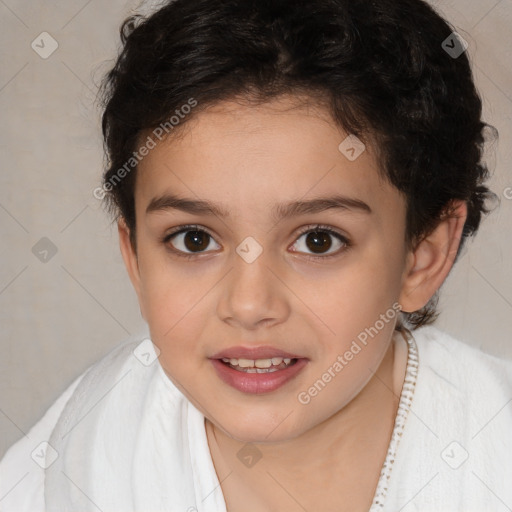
[{"x1": 210, "y1": 358, "x2": 308, "y2": 394}]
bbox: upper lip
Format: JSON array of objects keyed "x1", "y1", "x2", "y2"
[{"x1": 210, "y1": 346, "x2": 304, "y2": 360}]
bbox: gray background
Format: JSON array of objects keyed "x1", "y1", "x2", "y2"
[{"x1": 0, "y1": 0, "x2": 511, "y2": 458}]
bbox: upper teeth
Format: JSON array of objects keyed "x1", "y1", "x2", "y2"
[{"x1": 222, "y1": 357, "x2": 292, "y2": 368}]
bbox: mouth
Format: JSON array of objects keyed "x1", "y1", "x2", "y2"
[
  {"x1": 219, "y1": 356, "x2": 298, "y2": 373},
  {"x1": 221, "y1": 357, "x2": 297, "y2": 373},
  {"x1": 209, "y1": 347, "x2": 308, "y2": 394}
]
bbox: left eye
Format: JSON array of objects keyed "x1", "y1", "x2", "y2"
[{"x1": 290, "y1": 228, "x2": 349, "y2": 257}]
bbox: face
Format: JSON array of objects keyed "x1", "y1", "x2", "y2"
[{"x1": 121, "y1": 95, "x2": 414, "y2": 443}]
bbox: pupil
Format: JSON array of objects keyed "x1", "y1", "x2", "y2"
[
  {"x1": 184, "y1": 231, "x2": 209, "y2": 252},
  {"x1": 306, "y1": 231, "x2": 332, "y2": 254}
]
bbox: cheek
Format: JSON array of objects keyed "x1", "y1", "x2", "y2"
[
  {"x1": 137, "y1": 258, "x2": 211, "y2": 371},
  {"x1": 137, "y1": 255, "x2": 191, "y2": 336},
  {"x1": 137, "y1": 244, "x2": 179, "y2": 303},
  {"x1": 315, "y1": 262, "x2": 399, "y2": 334},
  {"x1": 293, "y1": 325, "x2": 396, "y2": 433}
]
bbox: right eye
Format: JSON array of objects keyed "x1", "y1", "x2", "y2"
[{"x1": 163, "y1": 225, "x2": 221, "y2": 258}]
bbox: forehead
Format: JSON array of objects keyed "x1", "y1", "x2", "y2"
[{"x1": 135, "y1": 96, "x2": 404, "y2": 223}]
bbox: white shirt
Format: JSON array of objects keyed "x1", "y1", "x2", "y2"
[{"x1": 1, "y1": 325, "x2": 511, "y2": 511}]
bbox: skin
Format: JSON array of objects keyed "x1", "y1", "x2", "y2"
[{"x1": 118, "y1": 94, "x2": 467, "y2": 511}]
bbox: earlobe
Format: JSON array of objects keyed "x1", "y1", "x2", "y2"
[{"x1": 398, "y1": 200, "x2": 468, "y2": 313}]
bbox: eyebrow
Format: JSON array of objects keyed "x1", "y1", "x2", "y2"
[{"x1": 146, "y1": 193, "x2": 372, "y2": 221}]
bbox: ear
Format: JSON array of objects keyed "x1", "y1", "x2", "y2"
[
  {"x1": 399, "y1": 200, "x2": 468, "y2": 313},
  {"x1": 118, "y1": 218, "x2": 145, "y2": 319}
]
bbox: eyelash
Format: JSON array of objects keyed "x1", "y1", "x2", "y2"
[{"x1": 161, "y1": 224, "x2": 352, "y2": 261}]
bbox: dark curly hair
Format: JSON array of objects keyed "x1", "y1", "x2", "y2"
[{"x1": 98, "y1": 0, "x2": 498, "y2": 331}]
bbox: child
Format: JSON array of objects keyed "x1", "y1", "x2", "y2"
[{"x1": 1, "y1": 0, "x2": 511, "y2": 510}]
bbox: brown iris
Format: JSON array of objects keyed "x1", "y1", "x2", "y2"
[
  {"x1": 183, "y1": 230, "x2": 210, "y2": 252},
  {"x1": 305, "y1": 230, "x2": 332, "y2": 254}
]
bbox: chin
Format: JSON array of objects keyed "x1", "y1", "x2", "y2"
[{"x1": 212, "y1": 412, "x2": 307, "y2": 444}]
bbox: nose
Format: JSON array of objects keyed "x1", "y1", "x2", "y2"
[{"x1": 216, "y1": 249, "x2": 290, "y2": 331}]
